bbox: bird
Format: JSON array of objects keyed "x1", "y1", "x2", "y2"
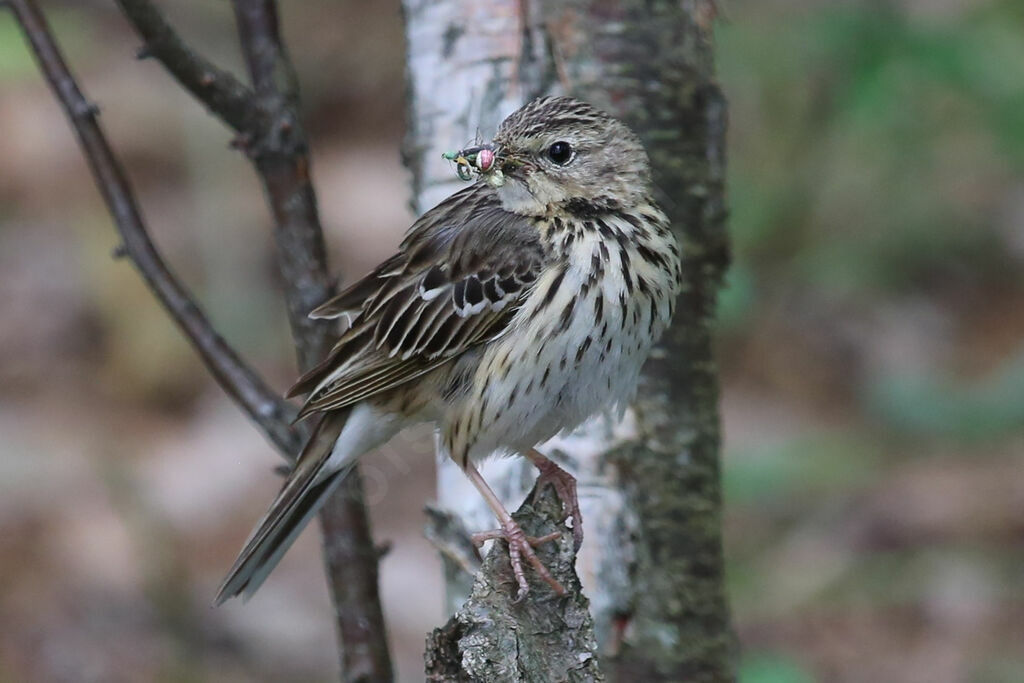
[{"x1": 214, "y1": 96, "x2": 683, "y2": 605}]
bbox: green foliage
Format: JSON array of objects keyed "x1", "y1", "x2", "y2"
[
  {"x1": 718, "y1": 1, "x2": 1024, "y2": 301},
  {"x1": 740, "y1": 654, "x2": 816, "y2": 683},
  {"x1": 865, "y1": 344, "x2": 1024, "y2": 441},
  {"x1": 717, "y1": 262, "x2": 756, "y2": 329},
  {"x1": 724, "y1": 431, "x2": 881, "y2": 506},
  {"x1": 0, "y1": 15, "x2": 37, "y2": 82},
  {"x1": 717, "y1": 3, "x2": 1024, "y2": 677},
  {"x1": 0, "y1": 9, "x2": 97, "y2": 84}
]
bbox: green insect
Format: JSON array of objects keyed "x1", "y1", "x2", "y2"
[{"x1": 442, "y1": 145, "x2": 500, "y2": 184}]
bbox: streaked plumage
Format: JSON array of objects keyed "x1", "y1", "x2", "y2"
[{"x1": 215, "y1": 96, "x2": 682, "y2": 604}]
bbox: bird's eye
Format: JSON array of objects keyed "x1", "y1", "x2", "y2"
[{"x1": 546, "y1": 141, "x2": 574, "y2": 165}]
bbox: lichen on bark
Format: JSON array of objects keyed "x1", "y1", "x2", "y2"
[{"x1": 425, "y1": 486, "x2": 604, "y2": 682}]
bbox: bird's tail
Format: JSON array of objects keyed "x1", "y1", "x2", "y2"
[{"x1": 214, "y1": 412, "x2": 350, "y2": 605}]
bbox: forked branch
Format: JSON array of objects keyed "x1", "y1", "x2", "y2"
[
  {"x1": 115, "y1": 0, "x2": 257, "y2": 132},
  {"x1": 9, "y1": 1, "x2": 394, "y2": 679},
  {"x1": 7, "y1": 0, "x2": 302, "y2": 457}
]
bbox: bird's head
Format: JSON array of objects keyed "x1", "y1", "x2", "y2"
[{"x1": 454, "y1": 97, "x2": 653, "y2": 217}]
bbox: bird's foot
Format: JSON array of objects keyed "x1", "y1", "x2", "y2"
[
  {"x1": 530, "y1": 452, "x2": 584, "y2": 551},
  {"x1": 471, "y1": 519, "x2": 564, "y2": 601}
]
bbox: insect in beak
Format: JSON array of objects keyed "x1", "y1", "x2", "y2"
[{"x1": 442, "y1": 143, "x2": 505, "y2": 186}]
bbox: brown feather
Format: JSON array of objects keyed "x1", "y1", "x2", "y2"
[
  {"x1": 289, "y1": 183, "x2": 546, "y2": 415},
  {"x1": 213, "y1": 412, "x2": 349, "y2": 604}
]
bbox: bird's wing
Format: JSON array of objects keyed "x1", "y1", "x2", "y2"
[{"x1": 289, "y1": 183, "x2": 547, "y2": 418}]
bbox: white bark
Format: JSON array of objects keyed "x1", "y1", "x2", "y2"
[
  {"x1": 405, "y1": 1, "x2": 734, "y2": 679},
  {"x1": 403, "y1": 0, "x2": 633, "y2": 647}
]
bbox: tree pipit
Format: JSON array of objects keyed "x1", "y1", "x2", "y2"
[{"x1": 216, "y1": 96, "x2": 682, "y2": 604}]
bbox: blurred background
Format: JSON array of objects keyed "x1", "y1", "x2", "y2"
[{"x1": 0, "y1": 0, "x2": 1021, "y2": 681}]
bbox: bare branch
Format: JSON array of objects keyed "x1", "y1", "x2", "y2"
[
  {"x1": 227, "y1": 1, "x2": 395, "y2": 678},
  {"x1": 19, "y1": 0, "x2": 395, "y2": 675},
  {"x1": 115, "y1": 0, "x2": 257, "y2": 133},
  {"x1": 232, "y1": 0, "x2": 293, "y2": 99},
  {"x1": 318, "y1": 479, "x2": 396, "y2": 682},
  {"x1": 112, "y1": 0, "x2": 335, "y2": 369},
  {"x1": 7, "y1": 0, "x2": 303, "y2": 458},
  {"x1": 230, "y1": 0, "x2": 335, "y2": 371}
]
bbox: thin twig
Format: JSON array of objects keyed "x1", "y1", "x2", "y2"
[
  {"x1": 229, "y1": 0, "x2": 336, "y2": 372},
  {"x1": 229, "y1": 1, "x2": 395, "y2": 679},
  {"x1": 7, "y1": 0, "x2": 303, "y2": 458},
  {"x1": 115, "y1": 0, "x2": 257, "y2": 133}
]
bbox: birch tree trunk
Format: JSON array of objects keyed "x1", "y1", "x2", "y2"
[{"x1": 403, "y1": 1, "x2": 735, "y2": 679}]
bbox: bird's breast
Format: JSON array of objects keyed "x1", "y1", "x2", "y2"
[{"x1": 444, "y1": 207, "x2": 681, "y2": 463}]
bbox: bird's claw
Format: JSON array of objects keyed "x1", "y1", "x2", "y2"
[
  {"x1": 532, "y1": 457, "x2": 584, "y2": 552},
  {"x1": 471, "y1": 519, "x2": 565, "y2": 601}
]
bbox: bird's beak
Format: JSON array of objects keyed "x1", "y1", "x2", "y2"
[{"x1": 493, "y1": 147, "x2": 534, "y2": 177}]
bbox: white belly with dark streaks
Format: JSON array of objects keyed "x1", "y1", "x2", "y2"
[{"x1": 444, "y1": 210, "x2": 680, "y2": 464}]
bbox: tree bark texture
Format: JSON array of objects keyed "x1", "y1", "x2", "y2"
[
  {"x1": 403, "y1": 1, "x2": 735, "y2": 680},
  {"x1": 424, "y1": 485, "x2": 603, "y2": 682}
]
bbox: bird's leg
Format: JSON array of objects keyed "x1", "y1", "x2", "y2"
[
  {"x1": 525, "y1": 448, "x2": 583, "y2": 551},
  {"x1": 463, "y1": 462, "x2": 566, "y2": 601}
]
